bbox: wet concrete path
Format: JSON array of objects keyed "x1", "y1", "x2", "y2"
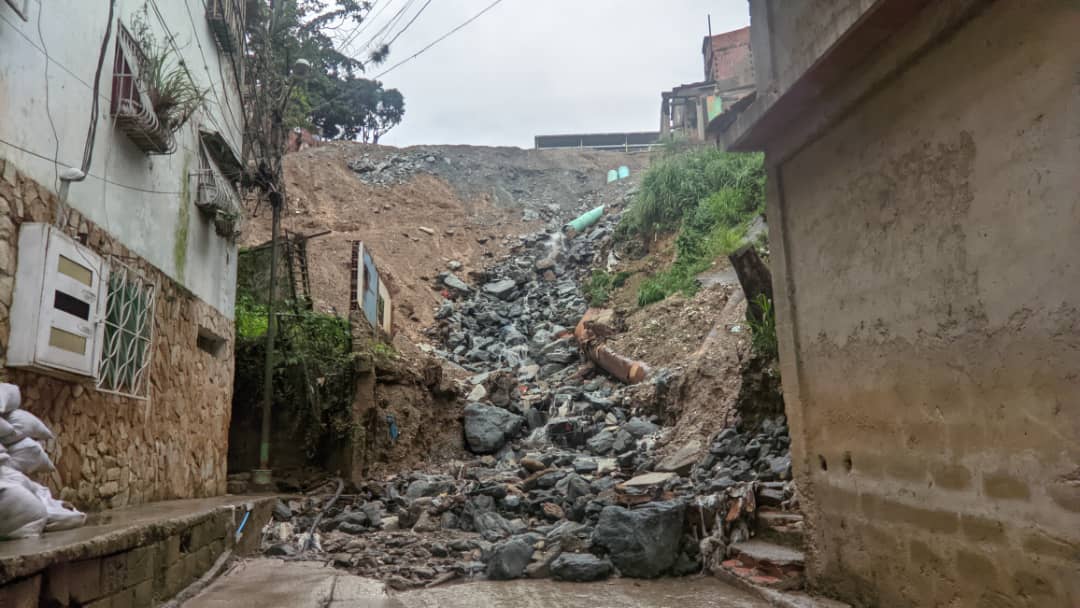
[{"x1": 185, "y1": 558, "x2": 770, "y2": 607}]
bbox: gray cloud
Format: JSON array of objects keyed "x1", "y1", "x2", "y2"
[{"x1": 349, "y1": 0, "x2": 750, "y2": 147}]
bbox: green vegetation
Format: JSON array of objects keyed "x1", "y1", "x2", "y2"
[
  {"x1": 618, "y1": 148, "x2": 766, "y2": 306},
  {"x1": 748, "y1": 294, "x2": 779, "y2": 360},
  {"x1": 234, "y1": 296, "x2": 357, "y2": 453},
  {"x1": 585, "y1": 269, "x2": 631, "y2": 307}
]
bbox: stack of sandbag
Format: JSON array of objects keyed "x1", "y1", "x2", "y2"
[{"x1": 0, "y1": 383, "x2": 86, "y2": 539}]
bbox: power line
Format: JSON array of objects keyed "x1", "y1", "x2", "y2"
[
  {"x1": 374, "y1": 0, "x2": 506, "y2": 79},
  {"x1": 146, "y1": 0, "x2": 242, "y2": 141},
  {"x1": 0, "y1": 136, "x2": 182, "y2": 195},
  {"x1": 336, "y1": 0, "x2": 392, "y2": 53},
  {"x1": 381, "y1": 0, "x2": 433, "y2": 50},
  {"x1": 307, "y1": 0, "x2": 506, "y2": 116},
  {"x1": 353, "y1": 0, "x2": 417, "y2": 56}
]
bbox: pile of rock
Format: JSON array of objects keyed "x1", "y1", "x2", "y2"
[
  {"x1": 347, "y1": 152, "x2": 441, "y2": 186},
  {"x1": 261, "y1": 206, "x2": 798, "y2": 589}
]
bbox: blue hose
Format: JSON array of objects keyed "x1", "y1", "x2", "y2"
[{"x1": 235, "y1": 510, "x2": 251, "y2": 541}]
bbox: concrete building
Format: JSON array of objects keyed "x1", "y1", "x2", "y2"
[
  {"x1": 720, "y1": 1, "x2": 1080, "y2": 606},
  {"x1": 660, "y1": 26, "x2": 754, "y2": 142},
  {"x1": 0, "y1": 0, "x2": 246, "y2": 510}
]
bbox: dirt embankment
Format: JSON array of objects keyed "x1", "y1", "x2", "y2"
[{"x1": 242, "y1": 143, "x2": 649, "y2": 343}]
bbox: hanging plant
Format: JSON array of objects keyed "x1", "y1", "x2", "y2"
[{"x1": 129, "y1": 5, "x2": 208, "y2": 135}]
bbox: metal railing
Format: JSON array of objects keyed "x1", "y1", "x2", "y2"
[
  {"x1": 206, "y1": 0, "x2": 246, "y2": 55},
  {"x1": 111, "y1": 23, "x2": 175, "y2": 154}
]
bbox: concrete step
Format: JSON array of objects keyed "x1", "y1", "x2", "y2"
[
  {"x1": 721, "y1": 540, "x2": 805, "y2": 590},
  {"x1": 756, "y1": 508, "x2": 805, "y2": 549}
]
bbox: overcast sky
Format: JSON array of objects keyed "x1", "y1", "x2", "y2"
[{"x1": 345, "y1": 0, "x2": 750, "y2": 148}]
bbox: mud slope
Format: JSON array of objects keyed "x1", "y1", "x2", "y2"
[{"x1": 242, "y1": 143, "x2": 648, "y2": 341}]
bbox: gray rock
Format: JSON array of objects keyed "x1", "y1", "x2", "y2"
[
  {"x1": 443, "y1": 274, "x2": 471, "y2": 294},
  {"x1": 435, "y1": 300, "x2": 455, "y2": 320},
  {"x1": 406, "y1": 476, "x2": 456, "y2": 499},
  {"x1": 572, "y1": 458, "x2": 598, "y2": 474},
  {"x1": 486, "y1": 537, "x2": 535, "y2": 580},
  {"x1": 265, "y1": 543, "x2": 297, "y2": 557},
  {"x1": 555, "y1": 473, "x2": 592, "y2": 501},
  {"x1": 765, "y1": 455, "x2": 792, "y2": 480},
  {"x1": 591, "y1": 501, "x2": 686, "y2": 578},
  {"x1": 656, "y1": 440, "x2": 702, "y2": 476},
  {"x1": 483, "y1": 279, "x2": 518, "y2": 299},
  {"x1": 586, "y1": 429, "x2": 616, "y2": 455},
  {"x1": 550, "y1": 553, "x2": 612, "y2": 582},
  {"x1": 474, "y1": 510, "x2": 517, "y2": 540},
  {"x1": 464, "y1": 403, "x2": 525, "y2": 454},
  {"x1": 447, "y1": 260, "x2": 463, "y2": 271},
  {"x1": 272, "y1": 499, "x2": 292, "y2": 521},
  {"x1": 611, "y1": 430, "x2": 635, "y2": 453},
  {"x1": 623, "y1": 417, "x2": 659, "y2": 438}
]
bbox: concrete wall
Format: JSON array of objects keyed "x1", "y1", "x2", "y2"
[
  {"x1": 766, "y1": 1, "x2": 1080, "y2": 605},
  {"x1": 0, "y1": 0, "x2": 242, "y2": 317},
  {"x1": 750, "y1": 0, "x2": 877, "y2": 98},
  {"x1": 0, "y1": 158, "x2": 234, "y2": 511}
]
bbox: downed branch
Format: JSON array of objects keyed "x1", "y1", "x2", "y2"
[{"x1": 574, "y1": 308, "x2": 650, "y2": 384}]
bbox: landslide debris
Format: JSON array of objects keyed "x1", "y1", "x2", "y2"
[
  {"x1": 260, "y1": 194, "x2": 797, "y2": 590},
  {"x1": 243, "y1": 143, "x2": 649, "y2": 342}
]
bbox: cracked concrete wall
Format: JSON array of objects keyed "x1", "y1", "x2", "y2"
[{"x1": 767, "y1": 1, "x2": 1080, "y2": 606}]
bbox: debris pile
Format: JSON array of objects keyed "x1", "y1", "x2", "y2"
[
  {"x1": 261, "y1": 203, "x2": 798, "y2": 590},
  {"x1": 0, "y1": 383, "x2": 86, "y2": 539},
  {"x1": 347, "y1": 151, "x2": 442, "y2": 187}
]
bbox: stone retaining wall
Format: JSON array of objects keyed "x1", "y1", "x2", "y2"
[{"x1": 0, "y1": 156, "x2": 234, "y2": 511}]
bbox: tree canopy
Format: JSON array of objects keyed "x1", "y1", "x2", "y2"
[{"x1": 246, "y1": 1, "x2": 406, "y2": 147}]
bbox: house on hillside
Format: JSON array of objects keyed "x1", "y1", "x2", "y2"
[
  {"x1": 0, "y1": 0, "x2": 246, "y2": 511},
  {"x1": 660, "y1": 26, "x2": 755, "y2": 142},
  {"x1": 718, "y1": 1, "x2": 1080, "y2": 606}
]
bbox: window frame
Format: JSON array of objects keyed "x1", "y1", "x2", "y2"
[{"x1": 96, "y1": 258, "x2": 157, "y2": 400}]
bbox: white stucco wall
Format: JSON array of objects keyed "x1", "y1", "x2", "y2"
[{"x1": 0, "y1": 0, "x2": 244, "y2": 317}]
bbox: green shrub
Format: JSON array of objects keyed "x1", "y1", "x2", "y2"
[
  {"x1": 586, "y1": 270, "x2": 632, "y2": 306},
  {"x1": 235, "y1": 294, "x2": 269, "y2": 338},
  {"x1": 627, "y1": 149, "x2": 766, "y2": 307},
  {"x1": 748, "y1": 294, "x2": 778, "y2": 360}
]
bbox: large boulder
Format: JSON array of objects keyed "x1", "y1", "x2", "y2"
[
  {"x1": 464, "y1": 403, "x2": 524, "y2": 454},
  {"x1": 591, "y1": 501, "x2": 686, "y2": 578},
  {"x1": 550, "y1": 553, "x2": 613, "y2": 582},
  {"x1": 486, "y1": 537, "x2": 535, "y2": 580}
]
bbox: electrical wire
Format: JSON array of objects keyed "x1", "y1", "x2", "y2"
[
  {"x1": 352, "y1": 0, "x2": 417, "y2": 56},
  {"x1": 335, "y1": 0, "x2": 391, "y2": 53},
  {"x1": 0, "y1": 136, "x2": 182, "y2": 195},
  {"x1": 373, "y1": 0, "x2": 506, "y2": 79},
  {"x1": 35, "y1": 0, "x2": 60, "y2": 193},
  {"x1": 146, "y1": 0, "x2": 241, "y2": 142},
  {"x1": 307, "y1": 0, "x2": 507, "y2": 116},
  {"x1": 178, "y1": 0, "x2": 245, "y2": 141},
  {"x1": 380, "y1": 0, "x2": 432, "y2": 50}
]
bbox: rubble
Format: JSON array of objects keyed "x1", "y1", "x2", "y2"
[{"x1": 258, "y1": 196, "x2": 797, "y2": 591}]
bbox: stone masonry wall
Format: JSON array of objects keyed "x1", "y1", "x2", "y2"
[
  {"x1": 0, "y1": 156, "x2": 234, "y2": 511},
  {"x1": 769, "y1": 2, "x2": 1079, "y2": 606}
]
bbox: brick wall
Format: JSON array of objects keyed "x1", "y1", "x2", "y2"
[
  {"x1": 704, "y1": 27, "x2": 754, "y2": 88},
  {"x1": 0, "y1": 157, "x2": 234, "y2": 511}
]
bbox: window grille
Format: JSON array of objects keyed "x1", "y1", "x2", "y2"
[{"x1": 97, "y1": 259, "x2": 156, "y2": 399}]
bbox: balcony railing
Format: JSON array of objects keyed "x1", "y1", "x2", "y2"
[
  {"x1": 110, "y1": 24, "x2": 175, "y2": 154},
  {"x1": 194, "y1": 141, "x2": 242, "y2": 238},
  {"x1": 206, "y1": 0, "x2": 246, "y2": 55}
]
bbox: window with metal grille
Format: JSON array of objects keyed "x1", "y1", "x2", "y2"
[{"x1": 97, "y1": 259, "x2": 156, "y2": 399}]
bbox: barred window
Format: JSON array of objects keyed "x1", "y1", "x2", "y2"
[{"x1": 97, "y1": 259, "x2": 156, "y2": 399}]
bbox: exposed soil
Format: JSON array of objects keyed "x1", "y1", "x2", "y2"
[{"x1": 242, "y1": 143, "x2": 650, "y2": 343}]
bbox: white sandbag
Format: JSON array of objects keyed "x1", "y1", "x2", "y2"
[
  {"x1": 0, "y1": 481, "x2": 47, "y2": 539},
  {"x1": 0, "y1": 383, "x2": 20, "y2": 416},
  {"x1": 6, "y1": 438, "x2": 55, "y2": 474},
  {"x1": 6, "y1": 409, "x2": 54, "y2": 441},
  {"x1": 0, "y1": 416, "x2": 22, "y2": 447},
  {"x1": 0, "y1": 465, "x2": 85, "y2": 532}
]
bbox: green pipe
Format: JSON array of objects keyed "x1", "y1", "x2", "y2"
[{"x1": 566, "y1": 205, "x2": 604, "y2": 233}]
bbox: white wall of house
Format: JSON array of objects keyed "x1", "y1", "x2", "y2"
[{"x1": 0, "y1": 0, "x2": 244, "y2": 318}]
